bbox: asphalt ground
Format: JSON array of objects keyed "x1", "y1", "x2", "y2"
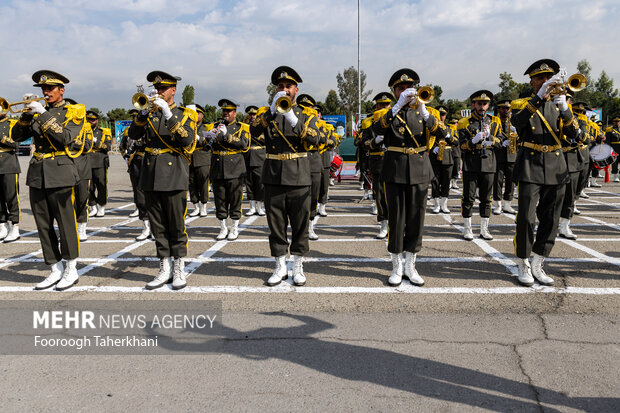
[{"x1": 0, "y1": 154, "x2": 618, "y2": 412}]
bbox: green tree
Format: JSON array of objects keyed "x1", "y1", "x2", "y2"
[
  {"x1": 182, "y1": 85, "x2": 195, "y2": 106},
  {"x1": 202, "y1": 104, "x2": 219, "y2": 123},
  {"x1": 266, "y1": 83, "x2": 277, "y2": 105},
  {"x1": 323, "y1": 89, "x2": 341, "y2": 115},
  {"x1": 336, "y1": 66, "x2": 372, "y2": 136},
  {"x1": 107, "y1": 108, "x2": 130, "y2": 122}
]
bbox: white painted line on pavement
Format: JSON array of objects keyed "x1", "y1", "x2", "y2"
[{"x1": 558, "y1": 238, "x2": 620, "y2": 267}]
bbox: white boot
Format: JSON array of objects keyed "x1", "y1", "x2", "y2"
[
  {"x1": 96, "y1": 205, "x2": 105, "y2": 217},
  {"x1": 256, "y1": 201, "x2": 266, "y2": 216},
  {"x1": 370, "y1": 202, "x2": 377, "y2": 215},
  {"x1": 0, "y1": 223, "x2": 8, "y2": 240},
  {"x1": 292, "y1": 255, "x2": 306, "y2": 286},
  {"x1": 451, "y1": 178, "x2": 460, "y2": 189},
  {"x1": 404, "y1": 252, "x2": 424, "y2": 286},
  {"x1": 579, "y1": 190, "x2": 589, "y2": 199},
  {"x1": 146, "y1": 257, "x2": 173, "y2": 290},
  {"x1": 227, "y1": 219, "x2": 239, "y2": 240},
  {"x1": 129, "y1": 209, "x2": 140, "y2": 217},
  {"x1": 503, "y1": 200, "x2": 516, "y2": 214},
  {"x1": 267, "y1": 256, "x2": 287, "y2": 286},
  {"x1": 432, "y1": 198, "x2": 441, "y2": 214},
  {"x1": 199, "y1": 202, "x2": 208, "y2": 217},
  {"x1": 479, "y1": 217, "x2": 493, "y2": 240},
  {"x1": 463, "y1": 217, "x2": 474, "y2": 241},
  {"x1": 388, "y1": 253, "x2": 403, "y2": 286},
  {"x1": 3, "y1": 223, "x2": 20, "y2": 242},
  {"x1": 245, "y1": 200, "x2": 257, "y2": 216},
  {"x1": 376, "y1": 220, "x2": 388, "y2": 239},
  {"x1": 171, "y1": 258, "x2": 186, "y2": 290},
  {"x1": 216, "y1": 219, "x2": 229, "y2": 240},
  {"x1": 136, "y1": 220, "x2": 151, "y2": 241},
  {"x1": 614, "y1": 173, "x2": 620, "y2": 182},
  {"x1": 318, "y1": 203, "x2": 327, "y2": 217},
  {"x1": 189, "y1": 202, "x2": 201, "y2": 217},
  {"x1": 517, "y1": 258, "x2": 534, "y2": 286},
  {"x1": 590, "y1": 177, "x2": 601, "y2": 187},
  {"x1": 440, "y1": 197, "x2": 450, "y2": 214},
  {"x1": 77, "y1": 223, "x2": 88, "y2": 242},
  {"x1": 329, "y1": 178, "x2": 335, "y2": 186},
  {"x1": 56, "y1": 259, "x2": 79, "y2": 291},
  {"x1": 492, "y1": 200, "x2": 502, "y2": 215},
  {"x1": 559, "y1": 217, "x2": 577, "y2": 240},
  {"x1": 573, "y1": 205, "x2": 581, "y2": 215},
  {"x1": 531, "y1": 253, "x2": 554, "y2": 285},
  {"x1": 88, "y1": 205, "x2": 98, "y2": 217},
  {"x1": 35, "y1": 261, "x2": 64, "y2": 290},
  {"x1": 308, "y1": 216, "x2": 319, "y2": 240}
]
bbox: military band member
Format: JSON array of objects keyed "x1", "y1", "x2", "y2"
[
  {"x1": 188, "y1": 104, "x2": 211, "y2": 218},
  {"x1": 372, "y1": 68, "x2": 446, "y2": 286},
  {"x1": 243, "y1": 105, "x2": 266, "y2": 216},
  {"x1": 74, "y1": 109, "x2": 94, "y2": 241},
  {"x1": 606, "y1": 114, "x2": 620, "y2": 182},
  {"x1": 458, "y1": 90, "x2": 501, "y2": 240},
  {"x1": 250, "y1": 66, "x2": 320, "y2": 286},
  {"x1": 317, "y1": 105, "x2": 339, "y2": 218},
  {"x1": 492, "y1": 99, "x2": 518, "y2": 215},
  {"x1": 296, "y1": 94, "x2": 322, "y2": 240},
  {"x1": 450, "y1": 116, "x2": 462, "y2": 190},
  {"x1": 430, "y1": 105, "x2": 458, "y2": 214},
  {"x1": 558, "y1": 101, "x2": 589, "y2": 240},
  {"x1": 87, "y1": 111, "x2": 111, "y2": 217},
  {"x1": 0, "y1": 112, "x2": 21, "y2": 243},
  {"x1": 209, "y1": 99, "x2": 250, "y2": 241},
  {"x1": 12, "y1": 70, "x2": 87, "y2": 290},
  {"x1": 511, "y1": 59, "x2": 580, "y2": 286},
  {"x1": 128, "y1": 71, "x2": 197, "y2": 290}
]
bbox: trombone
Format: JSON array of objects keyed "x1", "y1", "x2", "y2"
[
  {"x1": 0, "y1": 96, "x2": 47, "y2": 115},
  {"x1": 131, "y1": 92, "x2": 163, "y2": 111},
  {"x1": 409, "y1": 85, "x2": 435, "y2": 107}
]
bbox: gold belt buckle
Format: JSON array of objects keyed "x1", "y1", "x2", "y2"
[
  {"x1": 282, "y1": 153, "x2": 292, "y2": 160},
  {"x1": 405, "y1": 147, "x2": 415, "y2": 155},
  {"x1": 540, "y1": 145, "x2": 549, "y2": 152}
]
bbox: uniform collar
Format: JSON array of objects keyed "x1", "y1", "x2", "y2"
[
  {"x1": 47, "y1": 99, "x2": 66, "y2": 109},
  {"x1": 225, "y1": 119, "x2": 236, "y2": 126}
]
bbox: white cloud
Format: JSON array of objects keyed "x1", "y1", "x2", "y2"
[{"x1": 0, "y1": 0, "x2": 618, "y2": 115}]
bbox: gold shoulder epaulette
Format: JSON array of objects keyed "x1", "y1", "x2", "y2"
[
  {"x1": 491, "y1": 115, "x2": 501, "y2": 124},
  {"x1": 605, "y1": 126, "x2": 614, "y2": 133},
  {"x1": 257, "y1": 106, "x2": 269, "y2": 116},
  {"x1": 183, "y1": 107, "x2": 198, "y2": 122},
  {"x1": 239, "y1": 122, "x2": 250, "y2": 133},
  {"x1": 361, "y1": 118, "x2": 373, "y2": 129},
  {"x1": 450, "y1": 124, "x2": 457, "y2": 132},
  {"x1": 457, "y1": 117, "x2": 470, "y2": 130},
  {"x1": 577, "y1": 113, "x2": 588, "y2": 122},
  {"x1": 427, "y1": 107, "x2": 440, "y2": 119},
  {"x1": 101, "y1": 127, "x2": 111, "y2": 136},
  {"x1": 372, "y1": 107, "x2": 390, "y2": 122},
  {"x1": 204, "y1": 122, "x2": 215, "y2": 130},
  {"x1": 65, "y1": 104, "x2": 86, "y2": 125},
  {"x1": 511, "y1": 98, "x2": 529, "y2": 110},
  {"x1": 302, "y1": 106, "x2": 318, "y2": 117}
]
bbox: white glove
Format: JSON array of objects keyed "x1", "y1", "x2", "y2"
[
  {"x1": 153, "y1": 98, "x2": 173, "y2": 120},
  {"x1": 271, "y1": 91, "x2": 287, "y2": 115},
  {"x1": 482, "y1": 139, "x2": 494, "y2": 147},
  {"x1": 417, "y1": 101, "x2": 430, "y2": 121},
  {"x1": 432, "y1": 147, "x2": 439, "y2": 154},
  {"x1": 217, "y1": 124, "x2": 227, "y2": 136},
  {"x1": 391, "y1": 88, "x2": 417, "y2": 115},
  {"x1": 510, "y1": 126, "x2": 517, "y2": 134},
  {"x1": 374, "y1": 135, "x2": 384, "y2": 144},
  {"x1": 537, "y1": 73, "x2": 561, "y2": 99},
  {"x1": 472, "y1": 132, "x2": 485, "y2": 144},
  {"x1": 283, "y1": 110, "x2": 298, "y2": 127},
  {"x1": 146, "y1": 89, "x2": 159, "y2": 98},
  {"x1": 502, "y1": 140, "x2": 511, "y2": 147},
  {"x1": 204, "y1": 130, "x2": 217, "y2": 142},
  {"x1": 27, "y1": 100, "x2": 45, "y2": 114},
  {"x1": 553, "y1": 94, "x2": 569, "y2": 112}
]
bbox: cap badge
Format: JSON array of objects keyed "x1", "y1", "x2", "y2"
[
  {"x1": 40, "y1": 75, "x2": 47, "y2": 83},
  {"x1": 281, "y1": 71, "x2": 288, "y2": 79},
  {"x1": 154, "y1": 76, "x2": 162, "y2": 83}
]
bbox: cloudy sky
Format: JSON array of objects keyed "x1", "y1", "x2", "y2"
[{"x1": 1, "y1": 0, "x2": 619, "y2": 113}]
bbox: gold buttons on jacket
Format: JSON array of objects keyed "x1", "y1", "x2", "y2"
[{"x1": 168, "y1": 162, "x2": 172, "y2": 165}]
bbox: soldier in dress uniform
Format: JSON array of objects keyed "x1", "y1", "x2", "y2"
[
  {"x1": 0, "y1": 112, "x2": 21, "y2": 243},
  {"x1": 243, "y1": 105, "x2": 266, "y2": 217},
  {"x1": 362, "y1": 93, "x2": 392, "y2": 237},
  {"x1": 450, "y1": 115, "x2": 462, "y2": 190},
  {"x1": 458, "y1": 90, "x2": 501, "y2": 241},
  {"x1": 296, "y1": 94, "x2": 323, "y2": 240},
  {"x1": 372, "y1": 68, "x2": 447, "y2": 286},
  {"x1": 119, "y1": 109, "x2": 151, "y2": 240},
  {"x1": 429, "y1": 104, "x2": 458, "y2": 214},
  {"x1": 492, "y1": 99, "x2": 518, "y2": 215},
  {"x1": 250, "y1": 66, "x2": 320, "y2": 286},
  {"x1": 73, "y1": 109, "x2": 94, "y2": 241},
  {"x1": 511, "y1": 59, "x2": 580, "y2": 286},
  {"x1": 606, "y1": 114, "x2": 620, "y2": 182},
  {"x1": 316, "y1": 105, "x2": 340, "y2": 218},
  {"x1": 558, "y1": 101, "x2": 589, "y2": 240},
  {"x1": 12, "y1": 70, "x2": 87, "y2": 290},
  {"x1": 86, "y1": 111, "x2": 111, "y2": 218},
  {"x1": 127, "y1": 70, "x2": 197, "y2": 290},
  {"x1": 207, "y1": 99, "x2": 250, "y2": 241},
  {"x1": 188, "y1": 104, "x2": 212, "y2": 218}
]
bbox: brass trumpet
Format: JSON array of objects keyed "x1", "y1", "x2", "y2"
[
  {"x1": 550, "y1": 70, "x2": 587, "y2": 96},
  {"x1": 275, "y1": 95, "x2": 293, "y2": 114},
  {"x1": 131, "y1": 92, "x2": 163, "y2": 111},
  {"x1": 0, "y1": 96, "x2": 47, "y2": 114},
  {"x1": 408, "y1": 86, "x2": 435, "y2": 107}
]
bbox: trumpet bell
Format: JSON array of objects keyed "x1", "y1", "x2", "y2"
[
  {"x1": 0, "y1": 98, "x2": 9, "y2": 115},
  {"x1": 0, "y1": 95, "x2": 47, "y2": 114},
  {"x1": 132, "y1": 93, "x2": 150, "y2": 111},
  {"x1": 417, "y1": 86, "x2": 435, "y2": 105},
  {"x1": 275, "y1": 95, "x2": 292, "y2": 114},
  {"x1": 567, "y1": 73, "x2": 587, "y2": 93}
]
